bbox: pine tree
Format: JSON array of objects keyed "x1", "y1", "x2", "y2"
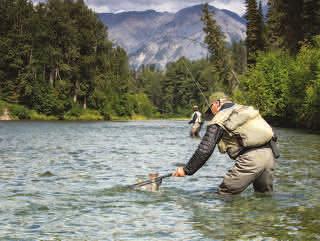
[
  {"x1": 267, "y1": 0, "x2": 304, "y2": 54},
  {"x1": 201, "y1": 4, "x2": 226, "y2": 64},
  {"x1": 303, "y1": 0, "x2": 320, "y2": 41},
  {"x1": 266, "y1": 0, "x2": 285, "y2": 50},
  {"x1": 257, "y1": 1, "x2": 266, "y2": 51},
  {"x1": 0, "y1": 0, "x2": 34, "y2": 103},
  {"x1": 231, "y1": 41, "x2": 247, "y2": 74},
  {"x1": 0, "y1": 0, "x2": 135, "y2": 117},
  {"x1": 245, "y1": 0, "x2": 260, "y2": 64},
  {"x1": 201, "y1": 3, "x2": 229, "y2": 87},
  {"x1": 287, "y1": 0, "x2": 304, "y2": 53}
]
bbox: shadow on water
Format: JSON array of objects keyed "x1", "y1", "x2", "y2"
[
  {"x1": 39, "y1": 171, "x2": 55, "y2": 177},
  {"x1": 98, "y1": 185, "x2": 131, "y2": 197},
  {"x1": 163, "y1": 189, "x2": 314, "y2": 240}
]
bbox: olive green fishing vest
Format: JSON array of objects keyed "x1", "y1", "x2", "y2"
[{"x1": 207, "y1": 104, "x2": 274, "y2": 159}]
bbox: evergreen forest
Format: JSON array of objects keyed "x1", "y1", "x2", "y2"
[{"x1": 0, "y1": 0, "x2": 319, "y2": 130}]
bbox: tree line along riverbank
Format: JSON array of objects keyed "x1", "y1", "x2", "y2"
[
  {"x1": 0, "y1": 1, "x2": 319, "y2": 129},
  {"x1": 0, "y1": 100, "x2": 190, "y2": 121}
]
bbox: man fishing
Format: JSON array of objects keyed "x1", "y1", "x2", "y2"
[
  {"x1": 173, "y1": 95, "x2": 279, "y2": 195},
  {"x1": 189, "y1": 105, "x2": 203, "y2": 137}
]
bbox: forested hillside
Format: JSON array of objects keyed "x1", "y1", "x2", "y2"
[
  {"x1": 0, "y1": 0, "x2": 319, "y2": 130},
  {"x1": 0, "y1": 0, "x2": 140, "y2": 120},
  {"x1": 0, "y1": 0, "x2": 242, "y2": 120}
]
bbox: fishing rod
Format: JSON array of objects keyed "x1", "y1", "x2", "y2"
[
  {"x1": 167, "y1": 39, "x2": 241, "y2": 109},
  {"x1": 142, "y1": 31, "x2": 212, "y2": 109},
  {"x1": 180, "y1": 57, "x2": 211, "y2": 107},
  {"x1": 140, "y1": 31, "x2": 238, "y2": 109},
  {"x1": 128, "y1": 173, "x2": 172, "y2": 189}
]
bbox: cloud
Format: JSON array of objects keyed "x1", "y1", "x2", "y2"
[
  {"x1": 31, "y1": 0, "x2": 247, "y2": 15},
  {"x1": 86, "y1": 0, "x2": 201, "y2": 13},
  {"x1": 210, "y1": 1, "x2": 246, "y2": 15}
]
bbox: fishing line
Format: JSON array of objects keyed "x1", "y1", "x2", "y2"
[
  {"x1": 175, "y1": 57, "x2": 211, "y2": 109},
  {"x1": 180, "y1": 57, "x2": 211, "y2": 107},
  {"x1": 149, "y1": 32, "x2": 212, "y2": 109},
  {"x1": 137, "y1": 39, "x2": 209, "y2": 113}
]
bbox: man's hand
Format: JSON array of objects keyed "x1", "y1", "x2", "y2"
[{"x1": 173, "y1": 167, "x2": 186, "y2": 177}]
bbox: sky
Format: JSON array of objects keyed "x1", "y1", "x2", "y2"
[{"x1": 32, "y1": 0, "x2": 247, "y2": 15}]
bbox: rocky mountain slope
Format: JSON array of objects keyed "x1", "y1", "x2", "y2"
[{"x1": 99, "y1": 4, "x2": 247, "y2": 68}]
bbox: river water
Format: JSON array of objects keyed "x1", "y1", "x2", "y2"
[{"x1": 0, "y1": 121, "x2": 319, "y2": 240}]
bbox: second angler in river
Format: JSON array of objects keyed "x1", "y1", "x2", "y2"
[{"x1": 189, "y1": 105, "x2": 203, "y2": 138}]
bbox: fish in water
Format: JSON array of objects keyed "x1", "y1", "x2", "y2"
[{"x1": 136, "y1": 173, "x2": 162, "y2": 192}]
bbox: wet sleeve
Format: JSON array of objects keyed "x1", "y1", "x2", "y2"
[
  {"x1": 188, "y1": 113, "x2": 197, "y2": 124},
  {"x1": 183, "y1": 124, "x2": 224, "y2": 175}
]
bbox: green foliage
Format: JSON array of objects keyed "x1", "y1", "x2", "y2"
[
  {"x1": 133, "y1": 56, "x2": 231, "y2": 118},
  {"x1": 0, "y1": 100, "x2": 5, "y2": 114},
  {"x1": 161, "y1": 58, "x2": 209, "y2": 115},
  {"x1": 266, "y1": 0, "x2": 305, "y2": 54},
  {"x1": 27, "y1": 85, "x2": 66, "y2": 117},
  {"x1": 0, "y1": 100, "x2": 57, "y2": 120},
  {"x1": 9, "y1": 104, "x2": 30, "y2": 120},
  {"x1": 238, "y1": 50, "x2": 290, "y2": 119},
  {"x1": 134, "y1": 66, "x2": 164, "y2": 108},
  {"x1": 64, "y1": 106, "x2": 83, "y2": 119},
  {"x1": 231, "y1": 40, "x2": 247, "y2": 75},
  {"x1": 1, "y1": 0, "x2": 319, "y2": 127},
  {"x1": 201, "y1": 3, "x2": 231, "y2": 86},
  {"x1": 303, "y1": 0, "x2": 320, "y2": 41},
  {"x1": 235, "y1": 36, "x2": 320, "y2": 129},
  {"x1": 201, "y1": 4, "x2": 226, "y2": 63},
  {"x1": 29, "y1": 110, "x2": 58, "y2": 120},
  {"x1": 302, "y1": 76, "x2": 320, "y2": 129},
  {"x1": 245, "y1": 0, "x2": 265, "y2": 64},
  {"x1": 64, "y1": 107, "x2": 103, "y2": 121},
  {"x1": 242, "y1": 0, "x2": 320, "y2": 129},
  {"x1": 127, "y1": 93, "x2": 156, "y2": 117},
  {"x1": 289, "y1": 36, "x2": 320, "y2": 128},
  {"x1": 0, "y1": 0, "x2": 135, "y2": 120}
]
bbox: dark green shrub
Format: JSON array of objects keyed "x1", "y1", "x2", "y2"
[{"x1": 10, "y1": 104, "x2": 30, "y2": 120}]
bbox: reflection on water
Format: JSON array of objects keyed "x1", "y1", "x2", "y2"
[{"x1": 0, "y1": 121, "x2": 319, "y2": 240}]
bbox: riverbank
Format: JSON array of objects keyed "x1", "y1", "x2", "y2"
[
  {"x1": 0, "y1": 108, "x2": 11, "y2": 120},
  {"x1": 0, "y1": 101, "x2": 58, "y2": 121},
  {"x1": 1, "y1": 101, "x2": 320, "y2": 132},
  {"x1": 0, "y1": 101, "x2": 189, "y2": 121}
]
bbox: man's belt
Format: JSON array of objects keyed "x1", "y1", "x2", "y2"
[
  {"x1": 237, "y1": 138, "x2": 280, "y2": 159},
  {"x1": 237, "y1": 142, "x2": 272, "y2": 157}
]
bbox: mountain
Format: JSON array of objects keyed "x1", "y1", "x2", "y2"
[
  {"x1": 99, "y1": 4, "x2": 246, "y2": 68},
  {"x1": 99, "y1": 10, "x2": 174, "y2": 55}
]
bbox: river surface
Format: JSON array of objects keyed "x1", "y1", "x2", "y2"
[{"x1": 0, "y1": 121, "x2": 319, "y2": 240}]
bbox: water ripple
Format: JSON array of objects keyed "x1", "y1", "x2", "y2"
[{"x1": 0, "y1": 122, "x2": 319, "y2": 240}]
